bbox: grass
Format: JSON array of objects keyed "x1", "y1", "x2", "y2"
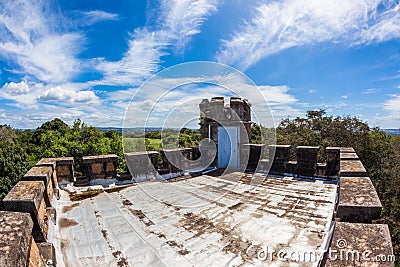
[{"x1": 123, "y1": 137, "x2": 162, "y2": 152}]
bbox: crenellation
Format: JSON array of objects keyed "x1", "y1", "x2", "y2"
[
  {"x1": 125, "y1": 151, "x2": 159, "y2": 181},
  {"x1": 37, "y1": 242, "x2": 56, "y2": 266},
  {"x1": 340, "y1": 152, "x2": 359, "y2": 160},
  {"x1": 54, "y1": 157, "x2": 75, "y2": 183},
  {"x1": 340, "y1": 160, "x2": 367, "y2": 177},
  {"x1": 0, "y1": 211, "x2": 35, "y2": 267},
  {"x1": 2, "y1": 181, "x2": 47, "y2": 242},
  {"x1": 22, "y1": 166, "x2": 53, "y2": 207},
  {"x1": 267, "y1": 145, "x2": 291, "y2": 173},
  {"x1": 82, "y1": 154, "x2": 118, "y2": 179},
  {"x1": 326, "y1": 222, "x2": 394, "y2": 266},
  {"x1": 0, "y1": 145, "x2": 394, "y2": 266},
  {"x1": 337, "y1": 177, "x2": 382, "y2": 223},
  {"x1": 296, "y1": 146, "x2": 319, "y2": 177},
  {"x1": 326, "y1": 147, "x2": 340, "y2": 176}
]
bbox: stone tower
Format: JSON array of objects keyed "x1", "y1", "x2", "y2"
[{"x1": 199, "y1": 97, "x2": 252, "y2": 168}]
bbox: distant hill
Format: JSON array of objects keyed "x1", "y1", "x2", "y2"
[
  {"x1": 383, "y1": 129, "x2": 400, "y2": 136},
  {"x1": 96, "y1": 127, "x2": 164, "y2": 135}
]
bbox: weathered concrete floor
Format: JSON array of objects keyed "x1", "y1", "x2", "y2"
[{"x1": 52, "y1": 173, "x2": 337, "y2": 267}]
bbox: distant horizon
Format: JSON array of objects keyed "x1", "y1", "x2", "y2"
[
  {"x1": 13, "y1": 123, "x2": 400, "y2": 132},
  {"x1": 1, "y1": 1, "x2": 400, "y2": 129}
]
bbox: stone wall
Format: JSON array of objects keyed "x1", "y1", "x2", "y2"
[
  {"x1": 124, "y1": 146, "x2": 214, "y2": 181},
  {"x1": 82, "y1": 154, "x2": 118, "y2": 180},
  {"x1": 0, "y1": 211, "x2": 46, "y2": 267},
  {"x1": 0, "y1": 147, "x2": 395, "y2": 266},
  {"x1": 324, "y1": 147, "x2": 394, "y2": 266},
  {"x1": 259, "y1": 145, "x2": 327, "y2": 177},
  {"x1": 0, "y1": 157, "x2": 72, "y2": 266}
]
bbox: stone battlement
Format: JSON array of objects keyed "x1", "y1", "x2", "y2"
[{"x1": 0, "y1": 146, "x2": 395, "y2": 266}]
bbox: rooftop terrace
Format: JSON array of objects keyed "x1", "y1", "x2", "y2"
[
  {"x1": 54, "y1": 172, "x2": 337, "y2": 266},
  {"x1": 0, "y1": 145, "x2": 395, "y2": 266}
]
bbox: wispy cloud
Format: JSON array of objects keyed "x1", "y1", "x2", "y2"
[
  {"x1": 96, "y1": 0, "x2": 220, "y2": 86},
  {"x1": 358, "y1": 3, "x2": 400, "y2": 44},
  {"x1": 79, "y1": 10, "x2": 119, "y2": 26},
  {"x1": 0, "y1": 0, "x2": 83, "y2": 83},
  {"x1": 384, "y1": 94, "x2": 400, "y2": 115},
  {"x1": 118, "y1": 67, "x2": 300, "y2": 128},
  {"x1": 362, "y1": 88, "x2": 381, "y2": 94},
  {"x1": 217, "y1": 0, "x2": 400, "y2": 70}
]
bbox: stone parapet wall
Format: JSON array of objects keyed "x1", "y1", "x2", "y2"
[
  {"x1": 37, "y1": 157, "x2": 75, "y2": 184},
  {"x1": 3, "y1": 181, "x2": 47, "y2": 242},
  {"x1": 125, "y1": 147, "x2": 214, "y2": 181},
  {"x1": 0, "y1": 157, "x2": 70, "y2": 266},
  {"x1": 22, "y1": 166, "x2": 54, "y2": 207},
  {"x1": 0, "y1": 211, "x2": 46, "y2": 267},
  {"x1": 324, "y1": 147, "x2": 394, "y2": 266},
  {"x1": 82, "y1": 154, "x2": 118, "y2": 180},
  {"x1": 325, "y1": 222, "x2": 394, "y2": 266},
  {"x1": 296, "y1": 146, "x2": 320, "y2": 177},
  {"x1": 337, "y1": 177, "x2": 382, "y2": 223},
  {"x1": 267, "y1": 145, "x2": 291, "y2": 174}
]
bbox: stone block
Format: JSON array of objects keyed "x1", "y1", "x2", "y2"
[
  {"x1": 0, "y1": 211, "x2": 34, "y2": 267},
  {"x1": 36, "y1": 158, "x2": 58, "y2": 187},
  {"x1": 287, "y1": 161, "x2": 297, "y2": 174},
  {"x1": 161, "y1": 149, "x2": 183, "y2": 174},
  {"x1": 125, "y1": 151, "x2": 159, "y2": 181},
  {"x1": 340, "y1": 160, "x2": 367, "y2": 177},
  {"x1": 37, "y1": 242, "x2": 56, "y2": 266},
  {"x1": 243, "y1": 144, "x2": 264, "y2": 172},
  {"x1": 316, "y1": 163, "x2": 326, "y2": 176},
  {"x1": 28, "y1": 237, "x2": 46, "y2": 267},
  {"x1": 46, "y1": 207, "x2": 57, "y2": 225},
  {"x1": 337, "y1": 177, "x2": 382, "y2": 223},
  {"x1": 22, "y1": 166, "x2": 53, "y2": 207},
  {"x1": 3, "y1": 181, "x2": 47, "y2": 242},
  {"x1": 54, "y1": 157, "x2": 75, "y2": 183},
  {"x1": 296, "y1": 146, "x2": 319, "y2": 177},
  {"x1": 340, "y1": 147, "x2": 356, "y2": 153},
  {"x1": 326, "y1": 147, "x2": 340, "y2": 176},
  {"x1": 267, "y1": 145, "x2": 291, "y2": 174},
  {"x1": 325, "y1": 222, "x2": 394, "y2": 266},
  {"x1": 82, "y1": 154, "x2": 118, "y2": 179},
  {"x1": 340, "y1": 152, "x2": 359, "y2": 160}
]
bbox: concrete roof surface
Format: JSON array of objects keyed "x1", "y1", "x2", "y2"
[{"x1": 51, "y1": 172, "x2": 337, "y2": 267}]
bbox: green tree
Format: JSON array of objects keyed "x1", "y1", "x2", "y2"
[
  {"x1": 0, "y1": 126, "x2": 30, "y2": 200},
  {"x1": 276, "y1": 110, "x2": 400, "y2": 262}
]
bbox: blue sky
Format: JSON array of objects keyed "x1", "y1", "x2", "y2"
[{"x1": 0, "y1": 0, "x2": 399, "y2": 129}]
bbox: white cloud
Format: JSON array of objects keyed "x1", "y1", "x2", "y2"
[
  {"x1": 38, "y1": 86, "x2": 99, "y2": 104},
  {"x1": 79, "y1": 10, "x2": 119, "y2": 26},
  {"x1": 362, "y1": 88, "x2": 381, "y2": 94},
  {"x1": 217, "y1": 0, "x2": 400, "y2": 70},
  {"x1": 96, "y1": 0, "x2": 220, "y2": 86},
  {"x1": 0, "y1": 81, "x2": 99, "y2": 107},
  {"x1": 96, "y1": 30, "x2": 165, "y2": 86},
  {"x1": 384, "y1": 94, "x2": 400, "y2": 115},
  {"x1": 2, "y1": 81, "x2": 30, "y2": 95},
  {"x1": 160, "y1": 0, "x2": 219, "y2": 50},
  {"x1": 358, "y1": 3, "x2": 400, "y2": 44},
  {"x1": 258, "y1": 85, "x2": 297, "y2": 106},
  {"x1": 0, "y1": 81, "x2": 41, "y2": 106},
  {"x1": 0, "y1": 0, "x2": 83, "y2": 83},
  {"x1": 118, "y1": 68, "x2": 300, "y2": 128}
]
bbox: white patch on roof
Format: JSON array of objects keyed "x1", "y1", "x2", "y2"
[{"x1": 51, "y1": 172, "x2": 337, "y2": 267}]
